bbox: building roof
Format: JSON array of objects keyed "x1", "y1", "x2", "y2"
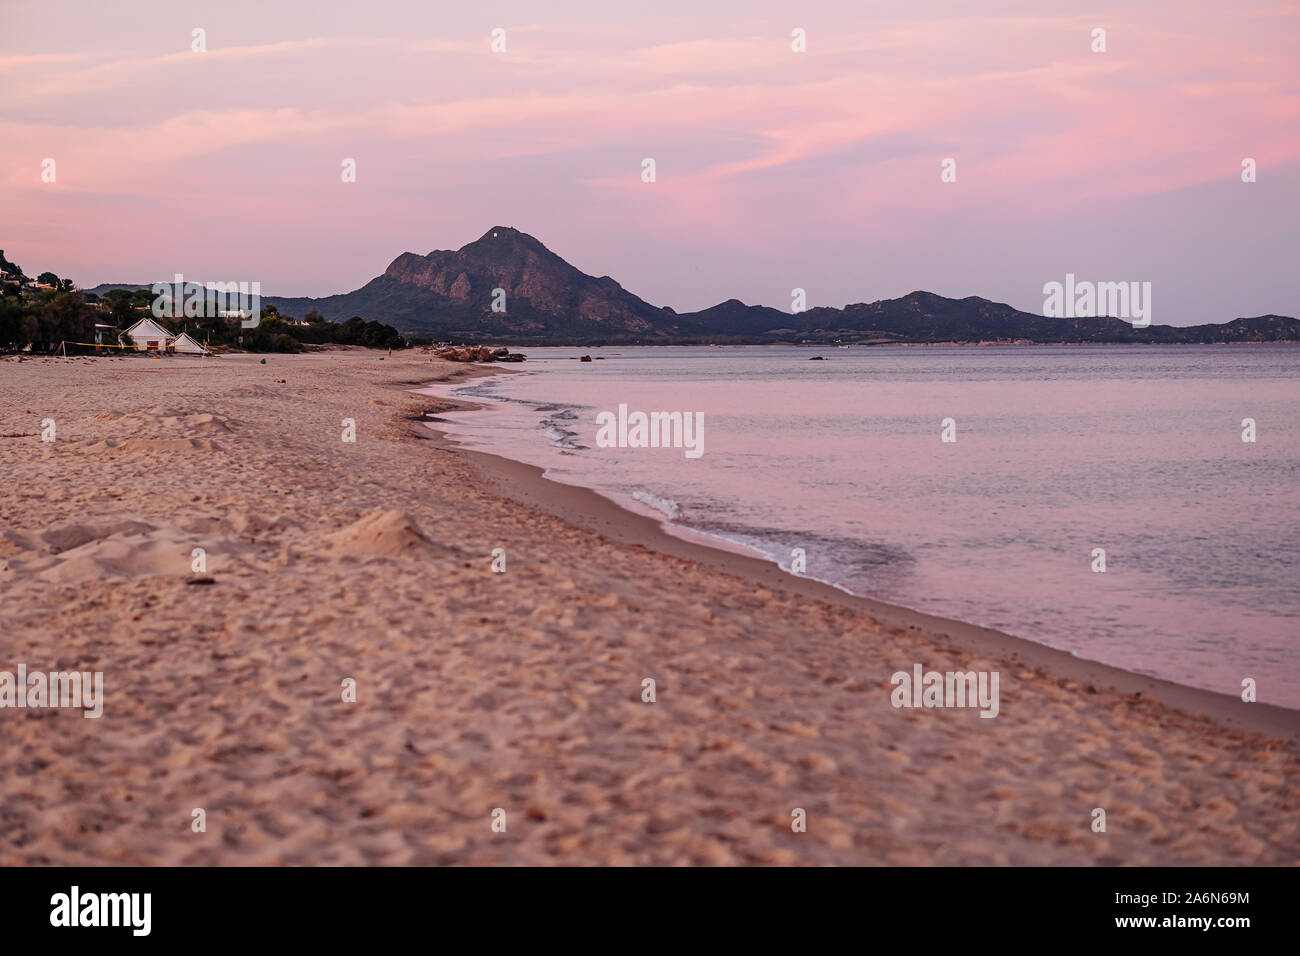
[
  {"x1": 122, "y1": 317, "x2": 174, "y2": 339},
  {"x1": 173, "y1": 332, "x2": 211, "y2": 354}
]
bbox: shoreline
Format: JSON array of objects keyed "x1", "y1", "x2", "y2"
[
  {"x1": 398, "y1": 341, "x2": 1300, "y2": 349},
  {"x1": 415, "y1": 366, "x2": 1300, "y2": 741}
]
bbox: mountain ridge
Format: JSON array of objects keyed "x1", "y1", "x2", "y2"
[{"x1": 87, "y1": 227, "x2": 1299, "y2": 345}]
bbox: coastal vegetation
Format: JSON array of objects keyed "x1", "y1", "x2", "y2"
[{"x1": 0, "y1": 251, "x2": 406, "y2": 354}]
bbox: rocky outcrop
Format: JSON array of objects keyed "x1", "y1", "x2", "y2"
[{"x1": 433, "y1": 345, "x2": 525, "y2": 363}]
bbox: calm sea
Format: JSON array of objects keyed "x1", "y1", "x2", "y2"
[{"x1": 425, "y1": 345, "x2": 1300, "y2": 707}]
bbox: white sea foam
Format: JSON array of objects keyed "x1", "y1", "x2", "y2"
[{"x1": 632, "y1": 489, "x2": 681, "y2": 520}]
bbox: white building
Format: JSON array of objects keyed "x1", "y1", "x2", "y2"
[
  {"x1": 173, "y1": 332, "x2": 210, "y2": 355},
  {"x1": 120, "y1": 317, "x2": 175, "y2": 352}
]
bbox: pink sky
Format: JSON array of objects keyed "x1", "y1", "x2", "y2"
[{"x1": 1, "y1": 0, "x2": 1297, "y2": 323}]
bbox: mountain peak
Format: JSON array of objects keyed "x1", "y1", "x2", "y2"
[
  {"x1": 464, "y1": 226, "x2": 546, "y2": 252},
  {"x1": 355, "y1": 226, "x2": 667, "y2": 336}
]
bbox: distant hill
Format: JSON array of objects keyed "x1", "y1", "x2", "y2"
[
  {"x1": 83, "y1": 283, "x2": 156, "y2": 296},
  {"x1": 89, "y1": 227, "x2": 1300, "y2": 344}
]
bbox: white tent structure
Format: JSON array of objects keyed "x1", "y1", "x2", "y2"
[
  {"x1": 121, "y1": 317, "x2": 175, "y2": 352},
  {"x1": 173, "y1": 332, "x2": 210, "y2": 355}
]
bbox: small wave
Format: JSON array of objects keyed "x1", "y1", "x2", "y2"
[
  {"x1": 541, "y1": 423, "x2": 585, "y2": 450},
  {"x1": 632, "y1": 489, "x2": 682, "y2": 520},
  {"x1": 534, "y1": 401, "x2": 591, "y2": 452}
]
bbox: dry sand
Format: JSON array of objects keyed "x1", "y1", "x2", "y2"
[{"x1": 0, "y1": 348, "x2": 1295, "y2": 865}]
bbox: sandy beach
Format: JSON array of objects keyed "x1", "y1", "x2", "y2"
[{"x1": 0, "y1": 348, "x2": 1296, "y2": 866}]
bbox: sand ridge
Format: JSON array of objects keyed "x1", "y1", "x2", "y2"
[{"x1": 0, "y1": 350, "x2": 1296, "y2": 865}]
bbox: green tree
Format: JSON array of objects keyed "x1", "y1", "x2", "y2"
[
  {"x1": 36, "y1": 290, "x2": 95, "y2": 350},
  {"x1": 339, "y1": 316, "x2": 366, "y2": 344},
  {"x1": 0, "y1": 250, "x2": 25, "y2": 283},
  {"x1": 0, "y1": 287, "x2": 26, "y2": 346},
  {"x1": 102, "y1": 289, "x2": 139, "y2": 329}
]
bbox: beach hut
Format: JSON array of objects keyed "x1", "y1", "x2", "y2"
[
  {"x1": 173, "y1": 332, "x2": 210, "y2": 355},
  {"x1": 121, "y1": 317, "x2": 176, "y2": 352}
]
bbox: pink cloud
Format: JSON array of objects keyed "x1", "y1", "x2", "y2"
[{"x1": 0, "y1": 0, "x2": 1295, "y2": 319}]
